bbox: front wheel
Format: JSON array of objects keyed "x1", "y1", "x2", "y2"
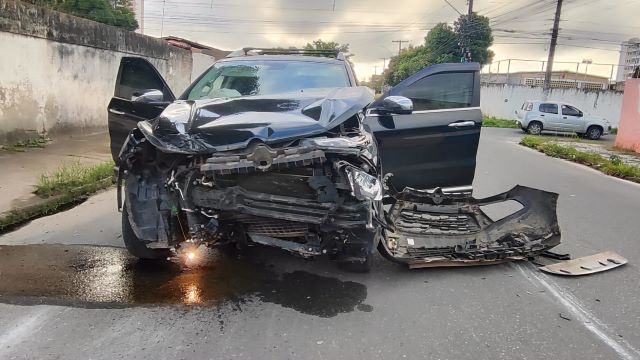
[
  {"x1": 527, "y1": 122, "x2": 543, "y2": 135},
  {"x1": 122, "y1": 207, "x2": 171, "y2": 260},
  {"x1": 586, "y1": 126, "x2": 603, "y2": 140}
]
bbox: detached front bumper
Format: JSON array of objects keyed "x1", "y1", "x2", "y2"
[{"x1": 379, "y1": 185, "x2": 561, "y2": 268}]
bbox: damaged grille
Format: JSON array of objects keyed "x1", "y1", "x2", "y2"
[
  {"x1": 201, "y1": 144, "x2": 326, "y2": 175},
  {"x1": 396, "y1": 210, "x2": 479, "y2": 235},
  {"x1": 241, "y1": 216, "x2": 308, "y2": 238},
  {"x1": 406, "y1": 246, "x2": 456, "y2": 257}
]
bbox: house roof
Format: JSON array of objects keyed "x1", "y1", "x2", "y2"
[{"x1": 161, "y1": 36, "x2": 230, "y2": 59}]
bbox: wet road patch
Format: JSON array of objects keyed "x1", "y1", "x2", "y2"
[{"x1": 0, "y1": 244, "x2": 369, "y2": 317}]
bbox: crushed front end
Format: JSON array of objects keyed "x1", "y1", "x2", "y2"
[
  {"x1": 117, "y1": 88, "x2": 382, "y2": 269},
  {"x1": 378, "y1": 185, "x2": 561, "y2": 268}
]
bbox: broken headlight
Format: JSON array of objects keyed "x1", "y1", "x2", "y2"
[{"x1": 346, "y1": 167, "x2": 383, "y2": 201}]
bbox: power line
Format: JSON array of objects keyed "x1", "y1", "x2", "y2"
[
  {"x1": 442, "y1": 0, "x2": 463, "y2": 15},
  {"x1": 391, "y1": 40, "x2": 409, "y2": 55}
]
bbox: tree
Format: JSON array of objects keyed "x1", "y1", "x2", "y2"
[
  {"x1": 455, "y1": 13, "x2": 494, "y2": 65},
  {"x1": 304, "y1": 39, "x2": 350, "y2": 53},
  {"x1": 29, "y1": 0, "x2": 138, "y2": 31},
  {"x1": 423, "y1": 23, "x2": 459, "y2": 64},
  {"x1": 384, "y1": 14, "x2": 493, "y2": 85},
  {"x1": 384, "y1": 45, "x2": 429, "y2": 86},
  {"x1": 303, "y1": 39, "x2": 353, "y2": 60}
]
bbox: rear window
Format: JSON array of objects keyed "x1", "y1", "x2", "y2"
[
  {"x1": 522, "y1": 102, "x2": 533, "y2": 111},
  {"x1": 186, "y1": 60, "x2": 350, "y2": 100},
  {"x1": 539, "y1": 103, "x2": 558, "y2": 114}
]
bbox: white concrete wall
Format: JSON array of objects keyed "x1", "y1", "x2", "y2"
[
  {"x1": 480, "y1": 84, "x2": 624, "y2": 127},
  {"x1": 191, "y1": 52, "x2": 216, "y2": 82},
  {"x1": 0, "y1": 32, "x2": 191, "y2": 139},
  {"x1": 0, "y1": 0, "x2": 193, "y2": 143}
]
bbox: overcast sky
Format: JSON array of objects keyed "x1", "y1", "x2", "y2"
[{"x1": 138, "y1": 0, "x2": 640, "y2": 81}]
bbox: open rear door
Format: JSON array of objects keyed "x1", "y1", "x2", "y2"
[
  {"x1": 364, "y1": 63, "x2": 561, "y2": 267},
  {"x1": 107, "y1": 57, "x2": 175, "y2": 162}
]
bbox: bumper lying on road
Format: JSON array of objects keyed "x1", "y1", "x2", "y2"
[{"x1": 379, "y1": 185, "x2": 561, "y2": 268}]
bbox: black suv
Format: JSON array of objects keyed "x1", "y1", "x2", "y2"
[{"x1": 108, "y1": 48, "x2": 560, "y2": 272}]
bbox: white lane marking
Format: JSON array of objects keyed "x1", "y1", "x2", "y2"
[
  {"x1": 515, "y1": 263, "x2": 640, "y2": 360},
  {"x1": 0, "y1": 306, "x2": 54, "y2": 357}
]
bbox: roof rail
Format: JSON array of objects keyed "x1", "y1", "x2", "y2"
[{"x1": 226, "y1": 47, "x2": 345, "y2": 60}]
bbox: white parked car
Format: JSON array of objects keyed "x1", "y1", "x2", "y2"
[{"x1": 515, "y1": 100, "x2": 611, "y2": 140}]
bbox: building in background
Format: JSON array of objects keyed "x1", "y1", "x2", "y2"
[
  {"x1": 616, "y1": 38, "x2": 640, "y2": 81},
  {"x1": 162, "y1": 36, "x2": 230, "y2": 81},
  {"x1": 481, "y1": 70, "x2": 610, "y2": 90}
]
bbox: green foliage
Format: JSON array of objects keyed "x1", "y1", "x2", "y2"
[
  {"x1": 0, "y1": 160, "x2": 115, "y2": 233},
  {"x1": 384, "y1": 14, "x2": 493, "y2": 85},
  {"x1": 36, "y1": 160, "x2": 115, "y2": 197},
  {"x1": 1, "y1": 136, "x2": 50, "y2": 152},
  {"x1": 520, "y1": 136, "x2": 640, "y2": 183},
  {"x1": 385, "y1": 46, "x2": 430, "y2": 86},
  {"x1": 424, "y1": 23, "x2": 459, "y2": 64},
  {"x1": 29, "y1": 0, "x2": 138, "y2": 30},
  {"x1": 519, "y1": 135, "x2": 546, "y2": 148},
  {"x1": 482, "y1": 116, "x2": 518, "y2": 128},
  {"x1": 454, "y1": 13, "x2": 494, "y2": 65},
  {"x1": 304, "y1": 39, "x2": 349, "y2": 52}
]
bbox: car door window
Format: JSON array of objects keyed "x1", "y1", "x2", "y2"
[
  {"x1": 398, "y1": 72, "x2": 474, "y2": 111},
  {"x1": 539, "y1": 103, "x2": 558, "y2": 114},
  {"x1": 561, "y1": 105, "x2": 580, "y2": 116},
  {"x1": 115, "y1": 58, "x2": 167, "y2": 100}
]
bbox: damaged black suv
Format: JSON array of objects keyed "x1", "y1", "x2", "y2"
[{"x1": 108, "y1": 48, "x2": 560, "y2": 272}]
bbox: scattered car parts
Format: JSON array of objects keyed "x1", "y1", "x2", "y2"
[{"x1": 539, "y1": 251, "x2": 627, "y2": 276}]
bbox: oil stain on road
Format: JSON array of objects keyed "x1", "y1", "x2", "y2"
[{"x1": 0, "y1": 244, "x2": 369, "y2": 317}]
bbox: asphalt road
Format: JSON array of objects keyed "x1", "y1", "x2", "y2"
[{"x1": 1, "y1": 128, "x2": 639, "y2": 360}]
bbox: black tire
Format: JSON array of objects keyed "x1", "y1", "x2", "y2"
[
  {"x1": 122, "y1": 207, "x2": 171, "y2": 260},
  {"x1": 527, "y1": 121, "x2": 543, "y2": 135},
  {"x1": 585, "y1": 125, "x2": 603, "y2": 140}
]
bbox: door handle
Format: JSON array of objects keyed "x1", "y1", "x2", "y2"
[
  {"x1": 540, "y1": 114, "x2": 545, "y2": 117},
  {"x1": 109, "y1": 108, "x2": 126, "y2": 115},
  {"x1": 448, "y1": 121, "x2": 476, "y2": 128},
  {"x1": 563, "y1": 116, "x2": 567, "y2": 119}
]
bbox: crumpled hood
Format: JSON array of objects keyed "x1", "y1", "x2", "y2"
[{"x1": 139, "y1": 87, "x2": 374, "y2": 153}]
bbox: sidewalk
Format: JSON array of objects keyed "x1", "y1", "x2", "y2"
[{"x1": 0, "y1": 132, "x2": 112, "y2": 214}]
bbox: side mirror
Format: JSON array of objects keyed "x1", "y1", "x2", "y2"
[
  {"x1": 380, "y1": 96, "x2": 413, "y2": 115},
  {"x1": 578, "y1": 111, "x2": 583, "y2": 117},
  {"x1": 132, "y1": 89, "x2": 164, "y2": 103}
]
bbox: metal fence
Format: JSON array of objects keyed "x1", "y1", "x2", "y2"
[{"x1": 481, "y1": 59, "x2": 624, "y2": 90}]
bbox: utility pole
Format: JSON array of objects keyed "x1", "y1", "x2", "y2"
[
  {"x1": 543, "y1": 0, "x2": 563, "y2": 93},
  {"x1": 461, "y1": 0, "x2": 474, "y2": 62},
  {"x1": 160, "y1": 0, "x2": 166, "y2": 37},
  {"x1": 140, "y1": 0, "x2": 144, "y2": 34},
  {"x1": 391, "y1": 40, "x2": 408, "y2": 56},
  {"x1": 380, "y1": 57, "x2": 387, "y2": 71}
]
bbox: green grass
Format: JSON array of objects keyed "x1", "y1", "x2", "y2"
[
  {"x1": 36, "y1": 160, "x2": 115, "y2": 197},
  {"x1": 1, "y1": 136, "x2": 50, "y2": 152},
  {"x1": 0, "y1": 160, "x2": 115, "y2": 233},
  {"x1": 520, "y1": 135, "x2": 640, "y2": 183},
  {"x1": 482, "y1": 116, "x2": 519, "y2": 128}
]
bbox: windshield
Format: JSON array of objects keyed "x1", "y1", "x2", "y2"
[{"x1": 186, "y1": 60, "x2": 350, "y2": 100}]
